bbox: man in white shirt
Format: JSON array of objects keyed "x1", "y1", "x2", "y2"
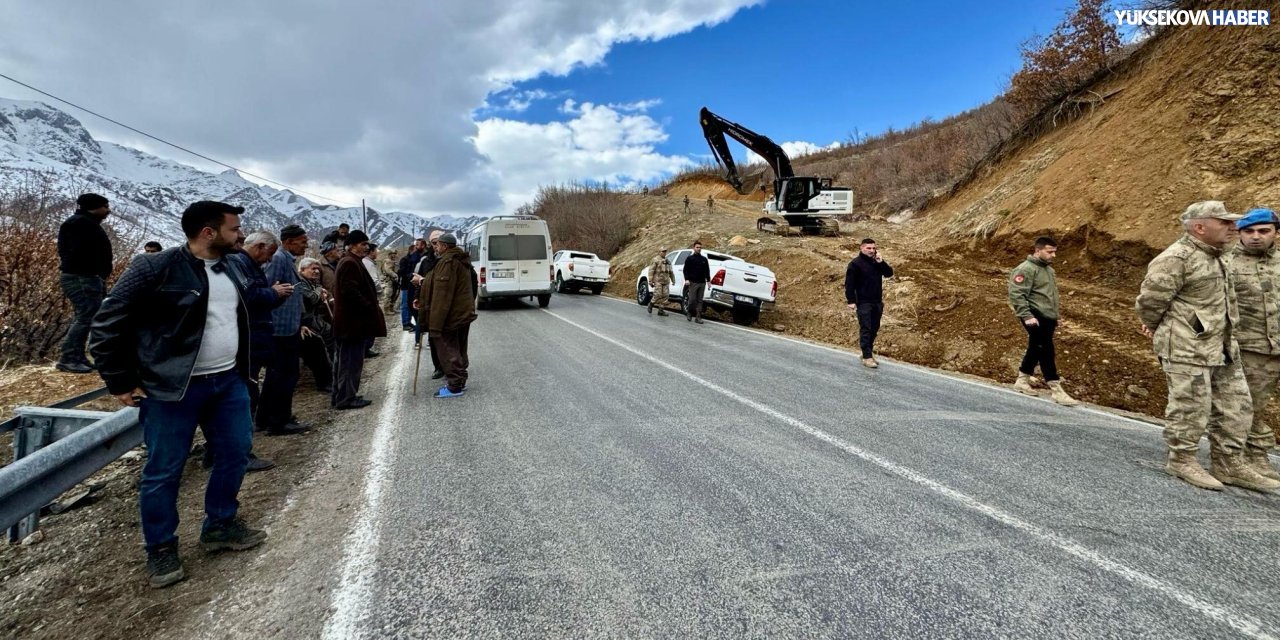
[{"x1": 91, "y1": 201, "x2": 267, "y2": 589}]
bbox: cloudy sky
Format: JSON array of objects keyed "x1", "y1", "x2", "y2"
[{"x1": 0, "y1": 0, "x2": 1064, "y2": 217}]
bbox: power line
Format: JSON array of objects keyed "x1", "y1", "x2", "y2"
[{"x1": 0, "y1": 72, "x2": 360, "y2": 208}]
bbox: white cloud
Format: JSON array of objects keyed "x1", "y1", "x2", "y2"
[
  {"x1": 745, "y1": 140, "x2": 843, "y2": 167},
  {"x1": 0, "y1": 0, "x2": 761, "y2": 216},
  {"x1": 476, "y1": 101, "x2": 691, "y2": 209}
]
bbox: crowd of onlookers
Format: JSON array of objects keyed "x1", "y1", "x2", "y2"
[{"x1": 53, "y1": 193, "x2": 476, "y2": 588}]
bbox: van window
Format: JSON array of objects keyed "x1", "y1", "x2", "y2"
[
  {"x1": 489, "y1": 234, "x2": 548, "y2": 261},
  {"x1": 517, "y1": 235, "x2": 548, "y2": 260},
  {"x1": 467, "y1": 235, "x2": 480, "y2": 261}
]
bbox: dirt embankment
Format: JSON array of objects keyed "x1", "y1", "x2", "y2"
[{"x1": 932, "y1": 15, "x2": 1280, "y2": 247}]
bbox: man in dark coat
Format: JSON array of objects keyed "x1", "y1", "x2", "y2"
[
  {"x1": 56, "y1": 193, "x2": 114, "y2": 373},
  {"x1": 682, "y1": 240, "x2": 711, "y2": 324},
  {"x1": 411, "y1": 229, "x2": 444, "y2": 376},
  {"x1": 418, "y1": 233, "x2": 477, "y2": 397},
  {"x1": 332, "y1": 230, "x2": 387, "y2": 409},
  {"x1": 844, "y1": 238, "x2": 895, "y2": 368}
]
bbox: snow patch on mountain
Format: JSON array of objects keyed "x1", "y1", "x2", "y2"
[{"x1": 0, "y1": 98, "x2": 486, "y2": 247}]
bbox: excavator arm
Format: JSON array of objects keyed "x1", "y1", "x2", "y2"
[{"x1": 699, "y1": 107, "x2": 793, "y2": 193}]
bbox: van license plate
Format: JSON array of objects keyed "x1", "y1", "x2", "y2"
[{"x1": 491, "y1": 271, "x2": 514, "y2": 278}]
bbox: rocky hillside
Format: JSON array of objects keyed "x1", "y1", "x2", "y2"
[{"x1": 0, "y1": 98, "x2": 484, "y2": 245}]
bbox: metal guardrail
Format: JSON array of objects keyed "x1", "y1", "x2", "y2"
[
  {"x1": 1, "y1": 386, "x2": 141, "y2": 543},
  {"x1": 0, "y1": 385, "x2": 111, "y2": 436}
]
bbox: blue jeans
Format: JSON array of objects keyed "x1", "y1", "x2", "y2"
[
  {"x1": 400, "y1": 289, "x2": 414, "y2": 327},
  {"x1": 138, "y1": 370, "x2": 252, "y2": 551},
  {"x1": 59, "y1": 273, "x2": 104, "y2": 363}
]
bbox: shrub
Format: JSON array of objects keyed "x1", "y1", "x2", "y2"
[
  {"x1": 0, "y1": 179, "x2": 133, "y2": 365},
  {"x1": 516, "y1": 183, "x2": 636, "y2": 259}
]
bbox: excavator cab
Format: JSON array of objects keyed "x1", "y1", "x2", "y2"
[{"x1": 776, "y1": 177, "x2": 820, "y2": 213}]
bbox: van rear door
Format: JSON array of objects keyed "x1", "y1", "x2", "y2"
[
  {"x1": 515, "y1": 232, "x2": 550, "y2": 292},
  {"x1": 485, "y1": 220, "x2": 550, "y2": 294}
]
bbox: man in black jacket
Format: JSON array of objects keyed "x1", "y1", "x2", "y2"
[
  {"x1": 844, "y1": 238, "x2": 895, "y2": 368},
  {"x1": 90, "y1": 201, "x2": 267, "y2": 589},
  {"x1": 683, "y1": 240, "x2": 710, "y2": 324},
  {"x1": 56, "y1": 193, "x2": 114, "y2": 373}
]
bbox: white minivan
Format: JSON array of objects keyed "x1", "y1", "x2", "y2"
[{"x1": 464, "y1": 215, "x2": 554, "y2": 309}]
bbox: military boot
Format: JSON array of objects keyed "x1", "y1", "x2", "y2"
[
  {"x1": 1047, "y1": 381, "x2": 1080, "y2": 406},
  {"x1": 1210, "y1": 451, "x2": 1280, "y2": 492},
  {"x1": 1013, "y1": 373, "x2": 1036, "y2": 395},
  {"x1": 1245, "y1": 449, "x2": 1280, "y2": 483},
  {"x1": 1164, "y1": 451, "x2": 1224, "y2": 491}
]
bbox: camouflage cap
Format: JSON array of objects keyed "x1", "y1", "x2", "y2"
[{"x1": 1180, "y1": 200, "x2": 1242, "y2": 222}]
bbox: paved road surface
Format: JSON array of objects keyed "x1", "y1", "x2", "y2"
[{"x1": 322, "y1": 293, "x2": 1280, "y2": 639}]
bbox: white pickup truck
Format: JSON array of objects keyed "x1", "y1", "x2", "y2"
[
  {"x1": 552, "y1": 250, "x2": 610, "y2": 295},
  {"x1": 635, "y1": 248, "x2": 776, "y2": 326}
]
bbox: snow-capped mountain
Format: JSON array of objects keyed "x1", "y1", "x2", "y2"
[{"x1": 0, "y1": 98, "x2": 485, "y2": 246}]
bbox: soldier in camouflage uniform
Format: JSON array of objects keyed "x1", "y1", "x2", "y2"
[
  {"x1": 1007, "y1": 236, "x2": 1079, "y2": 405},
  {"x1": 1229, "y1": 208, "x2": 1280, "y2": 482},
  {"x1": 647, "y1": 247, "x2": 674, "y2": 317},
  {"x1": 1136, "y1": 200, "x2": 1280, "y2": 492}
]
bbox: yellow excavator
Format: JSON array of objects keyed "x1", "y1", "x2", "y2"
[{"x1": 700, "y1": 106, "x2": 851, "y2": 236}]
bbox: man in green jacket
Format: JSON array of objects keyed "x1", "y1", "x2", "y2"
[
  {"x1": 1008, "y1": 236, "x2": 1078, "y2": 405},
  {"x1": 418, "y1": 233, "x2": 477, "y2": 398},
  {"x1": 1229, "y1": 207, "x2": 1280, "y2": 482},
  {"x1": 1137, "y1": 200, "x2": 1279, "y2": 492}
]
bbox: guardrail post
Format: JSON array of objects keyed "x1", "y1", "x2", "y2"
[{"x1": 6, "y1": 408, "x2": 116, "y2": 543}]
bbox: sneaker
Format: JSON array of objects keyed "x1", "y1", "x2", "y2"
[
  {"x1": 862, "y1": 357, "x2": 879, "y2": 368},
  {"x1": 246, "y1": 454, "x2": 276, "y2": 473},
  {"x1": 146, "y1": 542, "x2": 186, "y2": 589},
  {"x1": 431, "y1": 369, "x2": 445, "y2": 380},
  {"x1": 55, "y1": 361, "x2": 93, "y2": 374},
  {"x1": 434, "y1": 387, "x2": 465, "y2": 398},
  {"x1": 200, "y1": 518, "x2": 267, "y2": 552}
]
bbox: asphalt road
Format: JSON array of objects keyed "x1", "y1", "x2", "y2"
[{"x1": 321, "y1": 292, "x2": 1280, "y2": 639}]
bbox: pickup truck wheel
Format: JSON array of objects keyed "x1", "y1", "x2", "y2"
[
  {"x1": 590, "y1": 285, "x2": 603, "y2": 295},
  {"x1": 731, "y1": 307, "x2": 760, "y2": 326},
  {"x1": 537, "y1": 294, "x2": 551, "y2": 308},
  {"x1": 636, "y1": 279, "x2": 651, "y2": 306}
]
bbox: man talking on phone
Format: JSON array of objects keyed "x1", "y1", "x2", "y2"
[{"x1": 844, "y1": 238, "x2": 894, "y2": 368}]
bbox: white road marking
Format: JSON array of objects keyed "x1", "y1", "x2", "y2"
[
  {"x1": 592, "y1": 293, "x2": 1212, "y2": 440},
  {"x1": 322, "y1": 331, "x2": 413, "y2": 640},
  {"x1": 544, "y1": 307, "x2": 1278, "y2": 640}
]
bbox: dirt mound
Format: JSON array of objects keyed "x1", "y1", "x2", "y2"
[
  {"x1": 931, "y1": 16, "x2": 1280, "y2": 248},
  {"x1": 663, "y1": 174, "x2": 767, "y2": 202}
]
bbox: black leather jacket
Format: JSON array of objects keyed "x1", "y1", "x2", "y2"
[{"x1": 90, "y1": 245, "x2": 251, "y2": 401}]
